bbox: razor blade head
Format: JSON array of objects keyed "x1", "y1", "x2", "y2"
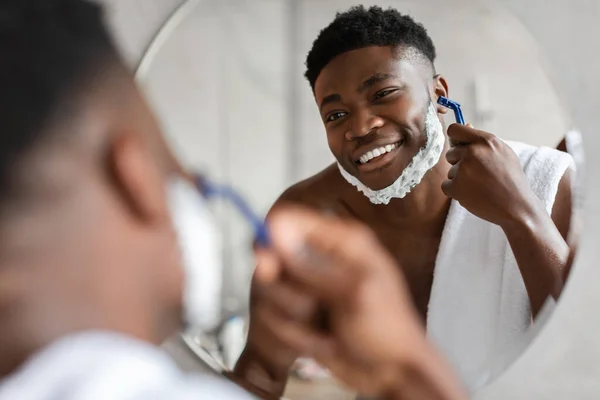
[{"x1": 437, "y1": 96, "x2": 465, "y2": 125}]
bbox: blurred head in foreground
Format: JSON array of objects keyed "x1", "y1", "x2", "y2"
[{"x1": 0, "y1": 0, "x2": 221, "y2": 376}]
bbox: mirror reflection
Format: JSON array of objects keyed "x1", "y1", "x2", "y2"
[{"x1": 133, "y1": 1, "x2": 583, "y2": 398}]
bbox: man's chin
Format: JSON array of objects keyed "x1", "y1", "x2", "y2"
[
  {"x1": 338, "y1": 161, "x2": 402, "y2": 188},
  {"x1": 354, "y1": 175, "x2": 399, "y2": 191},
  {"x1": 347, "y1": 160, "x2": 405, "y2": 189}
]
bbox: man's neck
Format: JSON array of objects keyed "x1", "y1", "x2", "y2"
[{"x1": 0, "y1": 262, "x2": 166, "y2": 379}]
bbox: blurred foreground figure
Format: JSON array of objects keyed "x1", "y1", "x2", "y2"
[{"x1": 0, "y1": 1, "x2": 466, "y2": 400}]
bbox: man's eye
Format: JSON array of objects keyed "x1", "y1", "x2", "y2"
[
  {"x1": 374, "y1": 88, "x2": 397, "y2": 100},
  {"x1": 326, "y1": 112, "x2": 347, "y2": 122}
]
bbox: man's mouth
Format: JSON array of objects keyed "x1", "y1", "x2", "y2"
[{"x1": 355, "y1": 140, "x2": 404, "y2": 165}]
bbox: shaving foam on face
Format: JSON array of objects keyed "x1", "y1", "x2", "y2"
[{"x1": 338, "y1": 101, "x2": 445, "y2": 205}]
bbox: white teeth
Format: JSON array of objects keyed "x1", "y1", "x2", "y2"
[{"x1": 359, "y1": 143, "x2": 399, "y2": 164}]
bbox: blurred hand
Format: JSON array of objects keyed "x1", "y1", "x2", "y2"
[
  {"x1": 232, "y1": 264, "x2": 307, "y2": 397},
  {"x1": 442, "y1": 123, "x2": 539, "y2": 227},
  {"x1": 254, "y1": 207, "x2": 466, "y2": 399}
]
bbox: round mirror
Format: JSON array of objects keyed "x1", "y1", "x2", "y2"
[{"x1": 132, "y1": 0, "x2": 589, "y2": 398}]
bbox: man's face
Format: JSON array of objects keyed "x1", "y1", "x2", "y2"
[{"x1": 314, "y1": 46, "x2": 438, "y2": 190}]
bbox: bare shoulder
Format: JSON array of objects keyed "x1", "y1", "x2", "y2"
[{"x1": 269, "y1": 164, "x2": 346, "y2": 215}]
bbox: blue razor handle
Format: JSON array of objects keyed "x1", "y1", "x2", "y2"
[
  {"x1": 197, "y1": 176, "x2": 271, "y2": 247},
  {"x1": 437, "y1": 96, "x2": 465, "y2": 125}
]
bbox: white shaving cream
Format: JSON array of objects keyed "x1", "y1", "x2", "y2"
[{"x1": 338, "y1": 102, "x2": 445, "y2": 205}]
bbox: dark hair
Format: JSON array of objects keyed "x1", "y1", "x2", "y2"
[
  {"x1": 305, "y1": 5, "x2": 437, "y2": 90},
  {"x1": 0, "y1": 0, "x2": 119, "y2": 198}
]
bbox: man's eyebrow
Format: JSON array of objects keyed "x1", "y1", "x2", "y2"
[
  {"x1": 319, "y1": 93, "x2": 342, "y2": 111},
  {"x1": 319, "y1": 73, "x2": 398, "y2": 111},
  {"x1": 357, "y1": 73, "x2": 397, "y2": 93}
]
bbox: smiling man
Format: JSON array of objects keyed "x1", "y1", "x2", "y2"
[{"x1": 235, "y1": 5, "x2": 576, "y2": 395}]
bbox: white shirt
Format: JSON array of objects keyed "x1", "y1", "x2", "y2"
[{"x1": 0, "y1": 332, "x2": 258, "y2": 400}]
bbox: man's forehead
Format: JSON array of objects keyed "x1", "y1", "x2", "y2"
[{"x1": 314, "y1": 47, "x2": 425, "y2": 99}]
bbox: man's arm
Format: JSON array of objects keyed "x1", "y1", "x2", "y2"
[
  {"x1": 231, "y1": 328, "x2": 291, "y2": 399},
  {"x1": 442, "y1": 124, "x2": 577, "y2": 320},
  {"x1": 222, "y1": 369, "x2": 279, "y2": 400},
  {"x1": 500, "y1": 169, "x2": 575, "y2": 317}
]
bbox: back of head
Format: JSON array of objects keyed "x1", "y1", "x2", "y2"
[
  {"x1": 0, "y1": 0, "x2": 120, "y2": 206},
  {"x1": 304, "y1": 5, "x2": 437, "y2": 90},
  {"x1": 0, "y1": 1, "x2": 185, "y2": 375}
]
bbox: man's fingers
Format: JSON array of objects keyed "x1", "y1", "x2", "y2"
[
  {"x1": 259, "y1": 305, "x2": 335, "y2": 358},
  {"x1": 445, "y1": 146, "x2": 466, "y2": 165},
  {"x1": 250, "y1": 305, "x2": 302, "y2": 366},
  {"x1": 254, "y1": 247, "x2": 282, "y2": 284},
  {"x1": 257, "y1": 280, "x2": 319, "y2": 322},
  {"x1": 267, "y1": 206, "x2": 350, "y2": 257},
  {"x1": 447, "y1": 123, "x2": 490, "y2": 144},
  {"x1": 267, "y1": 207, "x2": 389, "y2": 302},
  {"x1": 276, "y1": 246, "x2": 360, "y2": 304},
  {"x1": 268, "y1": 207, "x2": 385, "y2": 270},
  {"x1": 441, "y1": 179, "x2": 454, "y2": 198},
  {"x1": 447, "y1": 164, "x2": 460, "y2": 180}
]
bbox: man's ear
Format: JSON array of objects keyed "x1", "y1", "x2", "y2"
[
  {"x1": 106, "y1": 131, "x2": 169, "y2": 224},
  {"x1": 433, "y1": 75, "x2": 449, "y2": 115}
]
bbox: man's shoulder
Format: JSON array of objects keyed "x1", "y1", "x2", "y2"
[{"x1": 272, "y1": 164, "x2": 344, "y2": 211}]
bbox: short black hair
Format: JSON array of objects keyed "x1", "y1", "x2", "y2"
[
  {"x1": 305, "y1": 5, "x2": 437, "y2": 90},
  {"x1": 0, "y1": 0, "x2": 119, "y2": 200}
]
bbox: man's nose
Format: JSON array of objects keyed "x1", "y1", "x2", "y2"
[{"x1": 345, "y1": 108, "x2": 384, "y2": 140}]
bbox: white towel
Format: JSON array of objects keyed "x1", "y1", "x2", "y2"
[
  {"x1": 426, "y1": 140, "x2": 575, "y2": 393},
  {"x1": 563, "y1": 129, "x2": 585, "y2": 245},
  {"x1": 0, "y1": 332, "x2": 259, "y2": 400}
]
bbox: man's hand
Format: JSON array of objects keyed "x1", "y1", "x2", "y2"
[
  {"x1": 442, "y1": 123, "x2": 541, "y2": 227},
  {"x1": 442, "y1": 123, "x2": 572, "y2": 317},
  {"x1": 254, "y1": 207, "x2": 467, "y2": 400},
  {"x1": 232, "y1": 268, "x2": 305, "y2": 398}
]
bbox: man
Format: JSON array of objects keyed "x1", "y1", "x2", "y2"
[
  {"x1": 235, "y1": 5, "x2": 576, "y2": 396},
  {"x1": 0, "y1": 1, "x2": 467, "y2": 399}
]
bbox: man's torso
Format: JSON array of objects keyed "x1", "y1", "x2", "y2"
[{"x1": 277, "y1": 164, "x2": 450, "y2": 320}]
